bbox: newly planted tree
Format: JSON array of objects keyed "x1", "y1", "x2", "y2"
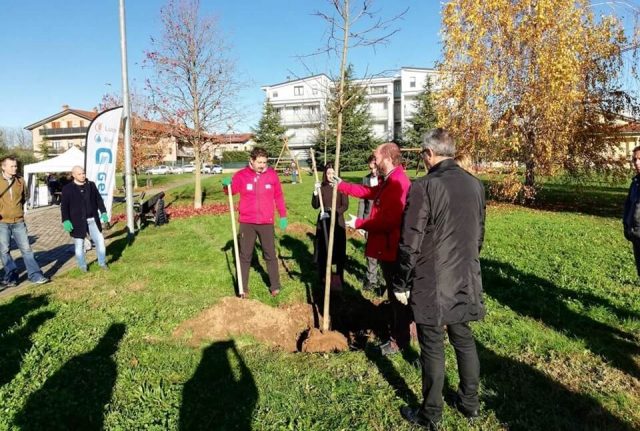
[{"x1": 145, "y1": 0, "x2": 240, "y2": 208}]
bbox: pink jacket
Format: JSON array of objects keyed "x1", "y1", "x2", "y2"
[
  {"x1": 230, "y1": 166, "x2": 287, "y2": 224},
  {"x1": 338, "y1": 166, "x2": 411, "y2": 262}
]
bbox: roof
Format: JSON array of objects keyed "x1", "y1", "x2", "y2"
[
  {"x1": 616, "y1": 122, "x2": 640, "y2": 134},
  {"x1": 208, "y1": 133, "x2": 254, "y2": 144},
  {"x1": 262, "y1": 73, "x2": 331, "y2": 89},
  {"x1": 25, "y1": 108, "x2": 98, "y2": 130}
]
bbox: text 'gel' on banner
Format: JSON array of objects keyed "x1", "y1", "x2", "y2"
[{"x1": 84, "y1": 106, "x2": 123, "y2": 218}]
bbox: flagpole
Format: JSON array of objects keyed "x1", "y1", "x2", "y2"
[{"x1": 119, "y1": 0, "x2": 135, "y2": 237}]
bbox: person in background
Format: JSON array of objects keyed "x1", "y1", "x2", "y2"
[
  {"x1": 333, "y1": 142, "x2": 412, "y2": 356},
  {"x1": 393, "y1": 129, "x2": 486, "y2": 429},
  {"x1": 312, "y1": 163, "x2": 348, "y2": 288},
  {"x1": 0, "y1": 156, "x2": 49, "y2": 288},
  {"x1": 623, "y1": 145, "x2": 640, "y2": 279},
  {"x1": 357, "y1": 154, "x2": 381, "y2": 293},
  {"x1": 61, "y1": 166, "x2": 109, "y2": 272},
  {"x1": 222, "y1": 147, "x2": 287, "y2": 297}
]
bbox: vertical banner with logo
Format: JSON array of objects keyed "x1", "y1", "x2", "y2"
[{"x1": 84, "y1": 106, "x2": 123, "y2": 218}]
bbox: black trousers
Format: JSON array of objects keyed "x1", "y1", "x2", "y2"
[
  {"x1": 379, "y1": 260, "x2": 412, "y2": 349},
  {"x1": 239, "y1": 223, "x2": 280, "y2": 293},
  {"x1": 416, "y1": 322, "x2": 480, "y2": 422},
  {"x1": 632, "y1": 240, "x2": 640, "y2": 278}
]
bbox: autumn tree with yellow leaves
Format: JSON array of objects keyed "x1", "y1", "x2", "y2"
[{"x1": 437, "y1": 0, "x2": 638, "y2": 197}]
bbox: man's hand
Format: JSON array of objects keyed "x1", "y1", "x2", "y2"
[
  {"x1": 394, "y1": 290, "x2": 410, "y2": 306},
  {"x1": 100, "y1": 213, "x2": 109, "y2": 223},
  {"x1": 221, "y1": 177, "x2": 232, "y2": 187},
  {"x1": 62, "y1": 220, "x2": 73, "y2": 233},
  {"x1": 279, "y1": 217, "x2": 288, "y2": 231},
  {"x1": 345, "y1": 214, "x2": 357, "y2": 229},
  {"x1": 330, "y1": 175, "x2": 342, "y2": 187}
]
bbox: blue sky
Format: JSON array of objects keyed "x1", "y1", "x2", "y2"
[{"x1": 0, "y1": 0, "x2": 443, "y2": 132}]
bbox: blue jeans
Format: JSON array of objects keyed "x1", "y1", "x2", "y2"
[
  {"x1": 74, "y1": 218, "x2": 106, "y2": 270},
  {"x1": 0, "y1": 221, "x2": 45, "y2": 282}
]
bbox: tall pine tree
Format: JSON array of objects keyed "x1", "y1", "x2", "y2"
[
  {"x1": 253, "y1": 101, "x2": 287, "y2": 157},
  {"x1": 403, "y1": 77, "x2": 438, "y2": 148},
  {"x1": 316, "y1": 65, "x2": 379, "y2": 171}
]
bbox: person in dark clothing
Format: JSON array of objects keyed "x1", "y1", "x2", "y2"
[
  {"x1": 61, "y1": 166, "x2": 109, "y2": 272},
  {"x1": 623, "y1": 145, "x2": 640, "y2": 278},
  {"x1": 312, "y1": 163, "x2": 348, "y2": 287},
  {"x1": 393, "y1": 129, "x2": 486, "y2": 430},
  {"x1": 357, "y1": 155, "x2": 381, "y2": 292}
]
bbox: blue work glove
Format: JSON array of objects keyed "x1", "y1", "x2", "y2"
[
  {"x1": 62, "y1": 220, "x2": 73, "y2": 233},
  {"x1": 279, "y1": 217, "x2": 288, "y2": 231},
  {"x1": 221, "y1": 177, "x2": 232, "y2": 187},
  {"x1": 101, "y1": 213, "x2": 109, "y2": 223}
]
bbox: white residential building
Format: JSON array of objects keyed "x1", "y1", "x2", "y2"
[{"x1": 260, "y1": 67, "x2": 442, "y2": 157}]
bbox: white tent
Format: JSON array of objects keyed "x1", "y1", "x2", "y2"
[{"x1": 23, "y1": 146, "x2": 85, "y2": 208}]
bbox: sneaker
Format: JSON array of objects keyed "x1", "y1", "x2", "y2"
[
  {"x1": 379, "y1": 340, "x2": 400, "y2": 356},
  {"x1": 5, "y1": 279, "x2": 18, "y2": 287},
  {"x1": 270, "y1": 288, "x2": 280, "y2": 297},
  {"x1": 31, "y1": 277, "x2": 50, "y2": 285}
]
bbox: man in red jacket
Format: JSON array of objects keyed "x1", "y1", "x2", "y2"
[
  {"x1": 335, "y1": 142, "x2": 412, "y2": 355},
  {"x1": 222, "y1": 147, "x2": 287, "y2": 297}
]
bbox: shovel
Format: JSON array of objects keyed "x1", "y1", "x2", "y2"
[{"x1": 226, "y1": 182, "x2": 245, "y2": 298}]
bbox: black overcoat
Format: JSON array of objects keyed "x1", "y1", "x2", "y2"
[
  {"x1": 392, "y1": 159, "x2": 486, "y2": 326},
  {"x1": 61, "y1": 181, "x2": 107, "y2": 239}
]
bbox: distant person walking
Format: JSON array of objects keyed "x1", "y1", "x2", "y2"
[
  {"x1": 357, "y1": 154, "x2": 381, "y2": 293},
  {"x1": 393, "y1": 129, "x2": 486, "y2": 429},
  {"x1": 61, "y1": 166, "x2": 109, "y2": 272},
  {"x1": 222, "y1": 147, "x2": 287, "y2": 297},
  {"x1": 0, "y1": 156, "x2": 49, "y2": 288},
  {"x1": 623, "y1": 145, "x2": 640, "y2": 278}
]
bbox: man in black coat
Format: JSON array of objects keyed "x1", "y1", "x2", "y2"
[
  {"x1": 61, "y1": 166, "x2": 109, "y2": 272},
  {"x1": 392, "y1": 128, "x2": 486, "y2": 429},
  {"x1": 623, "y1": 145, "x2": 640, "y2": 278}
]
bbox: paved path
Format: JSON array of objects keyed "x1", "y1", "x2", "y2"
[{"x1": 0, "y1": 205, "x2": 90, "y2": 298}]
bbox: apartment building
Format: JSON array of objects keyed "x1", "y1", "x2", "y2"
[
  {"x1": 25, "y1": 105, "x2": 97, "y2": 158},
  {"x1": 260, "y1": 67, "x2": 443, "y2": 156}
]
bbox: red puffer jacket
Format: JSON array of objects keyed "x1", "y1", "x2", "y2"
[
  {"x1": 230, "y1": 166, "x2": 287, "y2": 224},
  {"x1": 338, "y1": 166, "x2": 411, "y2": 262}
]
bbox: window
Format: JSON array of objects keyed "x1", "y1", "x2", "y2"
[
  {"x1": 79, "y1": 120, "x2": 85, "y2": 127},
  {"x1": 409, "y1": 77, "x2": 416, "y2": 88},
  {"x1": 308, "y1": 106, "x2": 318, "y2": 115},
  {"x1": 52, "y1": 121, "x2": 61, "y2": 129},
  {"x1": 292, "y1": 106, "x2": 301, "y2": 114},
  {"x1": 67, "y1": 121, "x2": 73, "y2": 128},
  {"x1": 394, "y1": 81, "x2": 401, "y2": 93},
  {"x1": 294, "y1": 86, "x2": 304, "y2": 96},
  {"x1": 275, "y1": 107, "x2": 282, "y2": 116},
  {"x1": 272, "y1": 91, "x2": 278, "y2": 98},
  {"x1": 312, "y1": 87, "x2": 319, "y2": 95},
  {"x1": 52, "y1": 141, "x2": 62, "y2": 149},
  {"x1": 370, "y1": 85, "x2": 387, "y2": 95}
]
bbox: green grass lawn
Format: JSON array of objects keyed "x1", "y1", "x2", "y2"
[{"x1": 0, "y1": 173, "x2": 638, "y2": 430}]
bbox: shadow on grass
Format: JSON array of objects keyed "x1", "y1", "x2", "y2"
[
  {"x1": 0, "y1": 295, "x2": 54, "y2": 389},
  {"x1": 279, "y1": 234, "x2": 389, "y2": 344},
  {"x1": 14, "y1": 323, "x2": 126, "y2": 430},
  {"x1": 105, "y1": 226, "x2": 134, "y2": 264},
  {"x1": 364, "y1": 345, "x2": 420, "y2": 407},
  {"x1": 483, "y1": 178, "x2": 628, "y2": 218},
  {"x1": 482, "y1": 259, "x2": 640, "y2": 379},
  {"x1": 478, "y1": 341, "x2": 635, "y2": 430},
  {"x1": 180, "y1": 340, "x2": 258, "y2": 431}
]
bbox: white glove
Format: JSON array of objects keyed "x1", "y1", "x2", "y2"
[
  {"x1": 314, "y1": 182, "x2": 321, "y2": 189},
  {"x1": 345, "y1": 213, "x2": 357, "y2": 229},
  {"x1": 394, "y1": 290, "x2": 410, "y2": 306},
  {"x1": 357, "y1": 229, "x2": 366, "y2": 236},
  {"x1": 313, "y1": 182, "x2": 321, "y2": 196},
  {"x1": 319, "y1": 211, "x2": 330, "y2": 220},
  {"x1": 330, "y1": 175, "x2": 342, "y2": 186}
]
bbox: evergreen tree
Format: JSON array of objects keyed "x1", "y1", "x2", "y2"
[
  {"x1": 253, "y1": 101, "x2": 287, "y2": 158},
  {"x1": 403, "y1": 77, "x2": 438, "y2": 148},
  {"x1": 316, "y1": 65, "x2": 379, "y2": 171}
]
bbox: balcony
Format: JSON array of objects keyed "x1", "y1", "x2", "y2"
[{"x1": 40, "y1": 127, "x2": 88, "y2": 137}]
